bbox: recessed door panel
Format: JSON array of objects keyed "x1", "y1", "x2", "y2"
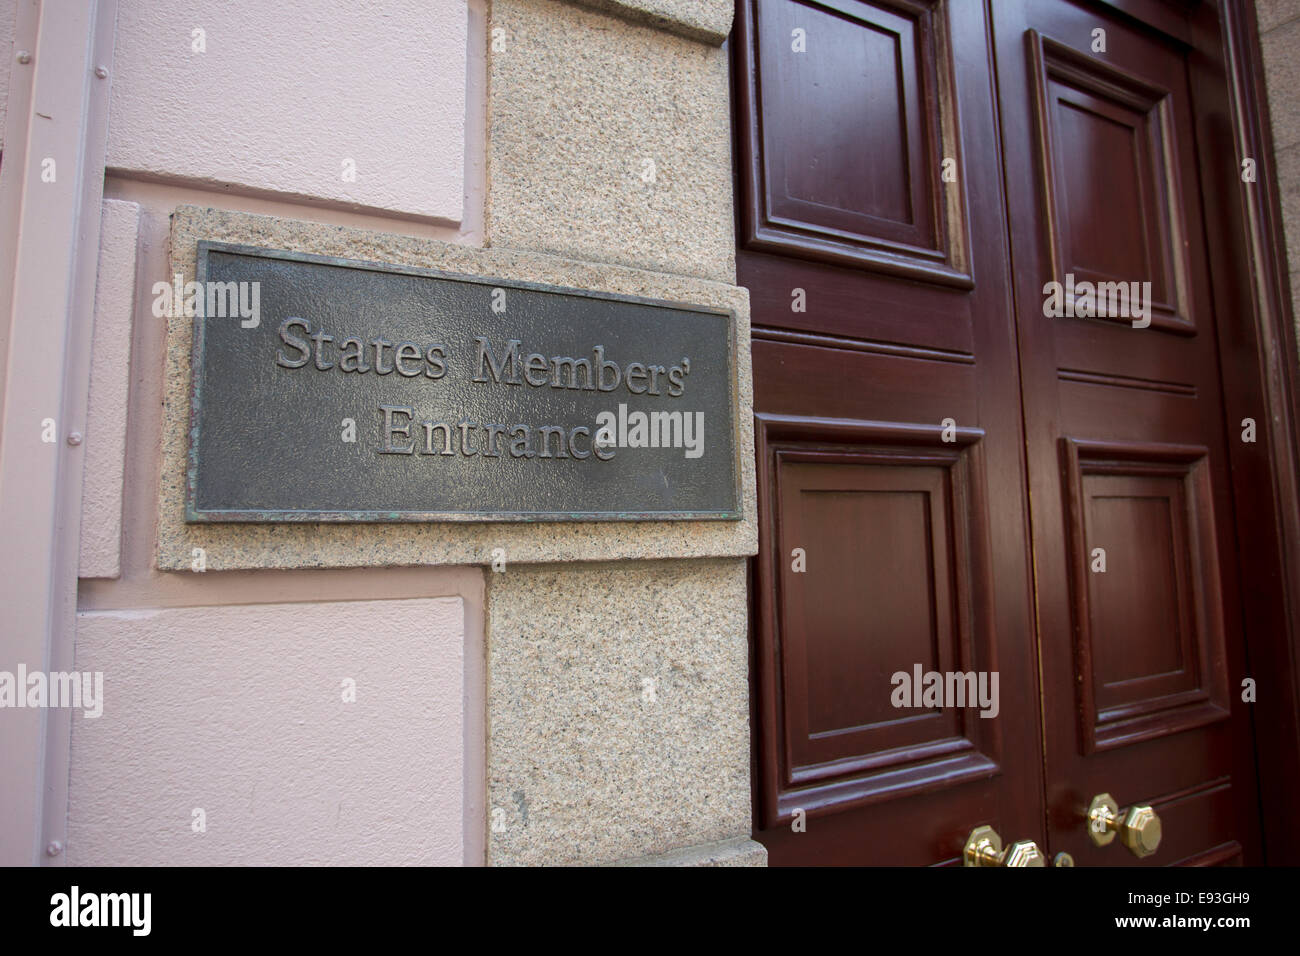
[
  {"x1": 738, "y1": 0, "x2": 973, "y2": 285},
  {"x1": 761, "y1": 421, "x2": 1001, "y2": 825},
  {"x1": 1061, "y1": 439, "x2": 1231, "y2": 754},
  {"x1": 1029, "y1": 32, "x2": 1194, "y2": 332}
]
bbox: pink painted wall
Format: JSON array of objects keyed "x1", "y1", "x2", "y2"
[
  {"x1": 106, "y1": 0, "x2": 468, "y2": 223},
  {"x1": 79, "y1": 198, "x2": 137, "y2": 579},
  {"x1": 66, "y1": 0, "x2": 486, "y2": 865},
  {"x1": 70, "y1": 598, "x2": 466, "y2": 865}
]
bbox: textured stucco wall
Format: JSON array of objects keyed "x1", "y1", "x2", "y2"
[
  {"x1": 1259, "y1": 0, "x2": 1300, "y2": 340},
  {"x1": 486, "y1": 560, "x2": 751, "y2": 865},
  {"x1": 566, "y1": 0, "x2": 731, "y2": 42},
  {"x1": 487, "y1": 0, "x2": 734, "y2": 283}
]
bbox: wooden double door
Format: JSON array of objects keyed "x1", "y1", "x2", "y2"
[{"x1": 738, "y1": 0, "x2": 1282, "y2": 865}]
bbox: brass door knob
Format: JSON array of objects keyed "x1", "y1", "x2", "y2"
[
  {"x1": 964, "y1": 825, "x2": 1046, "y2": 867},
  {"x1": 1087, "y1": 793, "x2": 1162, "y2": 858}
]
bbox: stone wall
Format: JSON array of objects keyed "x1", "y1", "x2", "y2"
[{"x1": 1259, "y1": 0, "x2": 1300, "y2": 339}]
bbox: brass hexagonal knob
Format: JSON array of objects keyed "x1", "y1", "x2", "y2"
[
  {"x1": 1002, "y1": 839, "x2": 1047, "y2": 867},
  {"x1": 964, "y1": 826, "x2": 1046, "y2": 867},
  {"x1": 1119, "y1": 804, "x2": 1162, "y2": 859},
  {"x1": 1087, "y1": 793, "x2": 1162, "y2": 858},
  {"x1": 964, "y1": 825, "x2": 1003, "y2": 866},
  {"x1": 1087, "y1": 793, "x2": 1121, "y2": 847}
]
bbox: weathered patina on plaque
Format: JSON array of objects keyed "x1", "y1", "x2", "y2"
[{"x1": 185, "y1": 243, "x2": 740, "y2": 521}]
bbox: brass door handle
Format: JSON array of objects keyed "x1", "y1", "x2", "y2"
[
  {"x1": 964, "y1": 825, "x2": 1046, "y2": 867},
  {"x1": 1087, "y1": 793, "x2": 1162, "y2": 858}
]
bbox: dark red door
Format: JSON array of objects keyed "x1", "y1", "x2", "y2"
[
  {"x1": 739, "y1": 0, "x2": 1268, "y2": 866},
  {"x1": 736, "y1": 0, "x2": 1045, "y2": 865},
  {"x1": 991, "y1": 0, "x2": 1262, "y2": 866}
]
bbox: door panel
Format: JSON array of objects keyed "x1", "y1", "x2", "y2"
[
  {"x1": 1029, "y1": 31, "x2": 1194, "y2": 333},
  {"x1": 738, "y1": 0, "x2": 1043, "y2": 865},
  {"x1": 1061, "y1": 440, "x2": 1231, "y2": 754},
  {"x1": 992, "y1": 0, "x2": 1262, "y2": 865},
  {"x1": 741, "y1": 0, "x2": 972, "y2": 284},
  {"x1": 759, "y1": 417, "x2": 1002, "y2": 823}
]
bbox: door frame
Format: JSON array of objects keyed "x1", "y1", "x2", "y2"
[{"x1": 1182, "y1": 0, "x2": 1300, "y2": 864}]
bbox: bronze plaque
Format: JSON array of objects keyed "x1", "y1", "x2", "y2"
[{"x1": 186, "y1": 243, "x2": 740, "y2": 521}]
